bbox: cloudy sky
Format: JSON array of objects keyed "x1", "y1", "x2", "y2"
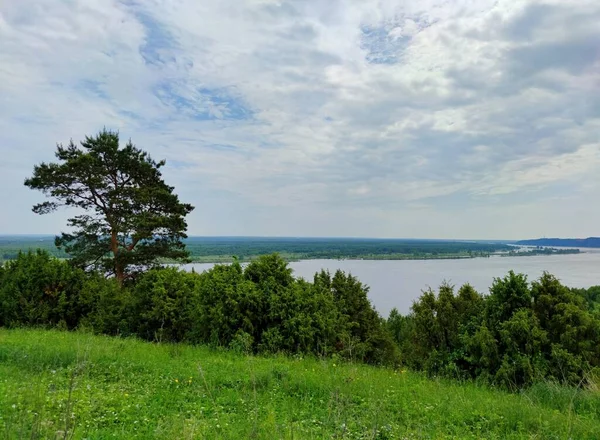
[{"x1": 1, "y1": 0, "x2": 599, "y2": 239}]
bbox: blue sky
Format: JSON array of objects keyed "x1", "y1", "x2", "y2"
[{"x1": 0, "y1": 0, "x2": 599, "y2": 239}]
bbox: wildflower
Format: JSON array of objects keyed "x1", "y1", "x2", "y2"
[
  {"x1": 124, "y1": 393, "x2": 129, "y2": 397},
  {"x1": 188, "y1": 380, "x2": 192, "y2": 384},
  {"x1": 175, "y1": 379, "x2": 179, "y2": 383}
]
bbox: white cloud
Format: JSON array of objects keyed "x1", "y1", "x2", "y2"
[
  {"x1": 0, "y1": 0, "x2": 599, "y2": 238},
  {"x1": 473, "y1": 143, "x2": 600, "y2": 196}
]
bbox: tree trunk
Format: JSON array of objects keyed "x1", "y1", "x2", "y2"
[
  {"x1": 115, "y1": 265, "x2": 125, "y2": 287},
  {"x1": 111, "y1": 229, "x2": 124, "y2": 287}
]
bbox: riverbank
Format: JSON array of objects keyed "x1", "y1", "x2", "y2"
[
  {"x1": 185, "y1": 248, "x2": 580, "y2": 264},
  {"x1": 0, "y1": 236, "x2": 580, "y2": 265}
]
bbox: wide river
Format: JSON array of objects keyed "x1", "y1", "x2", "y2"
[{"x1": 182, "y1": 250, "x2": 600, "y2": 316}]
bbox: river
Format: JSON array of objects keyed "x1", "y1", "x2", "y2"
[{"x1": 182, "y1": 250, "x2": 600, "y2": 316}]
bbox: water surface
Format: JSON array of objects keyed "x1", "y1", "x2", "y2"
[{"x1": 183, "y1": 251, "x2": 600, "y2": 316}]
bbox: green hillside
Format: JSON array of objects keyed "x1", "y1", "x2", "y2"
[{"x1": 1, "y1": 329, "x2": 599, "y2": 439}]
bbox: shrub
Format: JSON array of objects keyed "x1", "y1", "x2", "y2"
[
  {"x1": 396, "y1": 271, "x2": 600, "y2": 389},
  {"x1": 78, "y1": 275, "x2": 131, "y2": 335},
  {"x1": 0, "y1": 250, "x2": 87, "y2": 328},
  {"x1": 130, "y1": 267, "x2": 200, "y2": 342},
  {"x1": 191, "y1": 261, "x2": 263, "y2": 347}
]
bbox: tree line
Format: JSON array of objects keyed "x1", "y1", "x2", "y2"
[
  {"x1": 388, "y1": 273, "x2": 600, "y2": 389},
  {"x1": 0, "y1": 250, "x2": 398, "y2": 365},
  {"x1": 1, "y1": 249, "x2": 599, "y2": 390}
]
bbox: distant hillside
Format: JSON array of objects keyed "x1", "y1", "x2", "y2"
[{"x1": 516, "y1": 237, "x2": 600, "y2": 248}]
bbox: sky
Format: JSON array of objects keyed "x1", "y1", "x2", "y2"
[{"x1": 0, "y1": 0, "x2": 599, "y2": 239}]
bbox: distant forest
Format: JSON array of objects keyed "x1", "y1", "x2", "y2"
[
  {"x1": 1, "y1": 236, "x2": 586, "y2": 263},
  {"x1": 182, "y1": 237, "x2": 515, "y2": 262},
  {"x1": 516, "y1": 237, "x2": 600, "y2": 248},
  {"x1": 0, "y1": 236, "x2": 516, "y2": 263}
]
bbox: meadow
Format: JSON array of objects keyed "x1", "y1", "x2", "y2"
[{"x1": 2, "y1": 329, "x2": 600, "y2": 439}]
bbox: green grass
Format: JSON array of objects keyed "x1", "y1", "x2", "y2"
[{"x1": 1, "y1": 329, "x2": 599, "y2": 439}]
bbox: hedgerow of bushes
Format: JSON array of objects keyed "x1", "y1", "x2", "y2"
[
  {"x1": 387, "y1": 271, "x2": 600, "y2": 389},
  {"x1": 0, "y1": 250, "x2": 397, "y2": 365},
  {"x1": 2, "y1": 250, "x2": 599, "y2": 390}
]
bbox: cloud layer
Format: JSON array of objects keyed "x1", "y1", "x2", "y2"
[{"x1": 1, "y1": 0, "x2": 599, "y2": 238}]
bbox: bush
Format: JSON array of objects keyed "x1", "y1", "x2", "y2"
[
  {"x1": 0, "y1": 250, "x2": 87, "y2": 329},
  {"x1": 78, "y1": 275, "x2": 132, "y2": 335},
  {"x1": 188, "y1": 256, "x2": 398, "y2": 364},
  {"x1": 130, "y1": 267, "x2": 200, "y2": 342},
  {"x1": 395, "y1": 271, "x2": 600, "y2": 389},
  {"x1": 191, "y1": 261, "x2": 263, "y2": 347},
  {"x1": 229, "y1": 330, "x2": 254, "y2": 354}
]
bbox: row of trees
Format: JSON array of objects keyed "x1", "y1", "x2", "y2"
[
  {"x1": 2, "y1": 248, "x2": 599, "y2": 390},
  {"x1": 0, "y1": 250, "x2": 398, "y2": 364},
  {"x1": 387, "y1": 272, "x2": 600, "y2": 389}
]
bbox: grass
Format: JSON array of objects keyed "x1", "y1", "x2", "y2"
[{"x1": 1, "y1": 329, "x2": 599, "y2": 439}]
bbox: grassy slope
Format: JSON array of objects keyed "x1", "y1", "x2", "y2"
[{"x1": 1, "y1": 330, "x2": 599, "y2": 439}]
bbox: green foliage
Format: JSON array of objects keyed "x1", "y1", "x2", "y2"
[
  {"x1": 229, "y1": 329, "x2": 254, "y2": 354},
  {"x1": 0, "y1": 252, "x2": 396, "y2": 364},
  {"x1": 259, "y1": 279, "x2": 338, "y2": 355},
  {"x1": 244, "y1": 253, "x2": 294, "y2": 288},
  {"x1": 394, "y1": 271, "x2": 600, "y2": 389},
  {"x1": 386, "y1": 307, "x2": 415, "y2": 361},
  {"x1": 192, "y1": 261, "x2": 262, "y2": 347},
  {"x1": 314, "y1": 269, "x2": 399, "y2": 364},
  {"x1": 0, "y1": 250, "x2": 87, "y2": 329},
  {"x1": 572, "y1": 285, "x2": 600, "y2": 313},
  {"x1": 188, "y1": 256, "x2": 397, "y2": 364},
  {"x1": 23, "y1": 130, "x2": 194, "y2": 283},
  {"x1": 170, "y1": 236, "x2": 515, "y2": 261},
  {"x1": 77, "y1": 274, "x2": 131, "y2": 336},
  {"x1": 406, "y1": 283, "x2": 485, "y2": 377},
  {"x1": 130, "y1": 267, "x2": 200, "y2": 342},
  {"x1": 486, "y1": 271, "x2": 531, "y2": 325}
]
